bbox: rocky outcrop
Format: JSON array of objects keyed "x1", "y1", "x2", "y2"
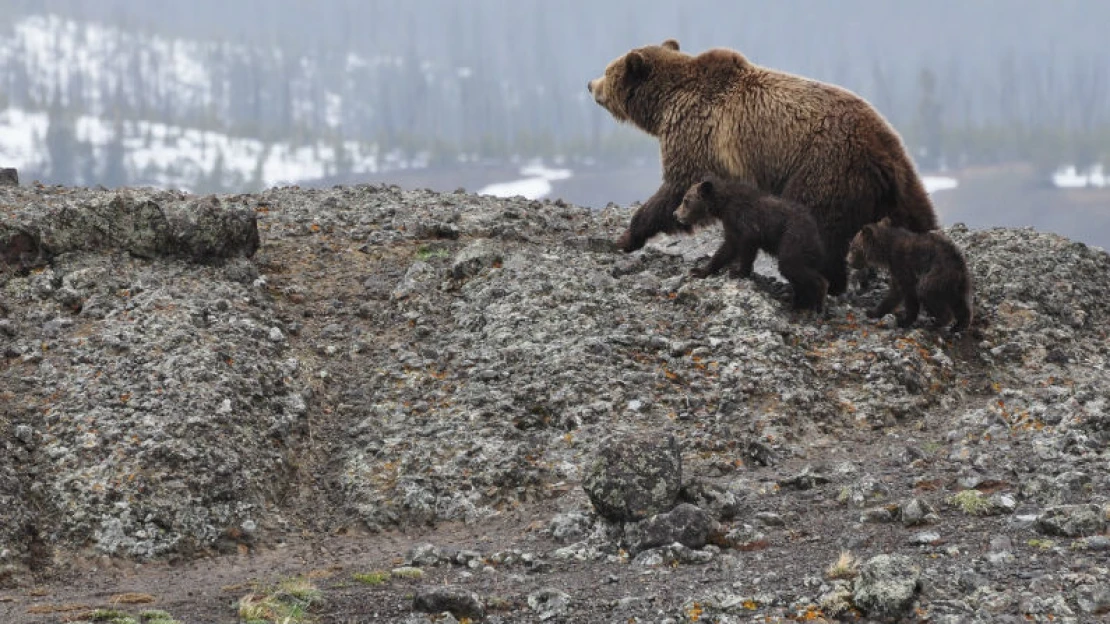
[{"x1": 2, "y1": 182, "x2": 1110, "y2": 621}]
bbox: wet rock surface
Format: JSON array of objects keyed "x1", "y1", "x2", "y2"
[{"x1": 1, "y1": 183, "x2": 1110, "y2": 622}]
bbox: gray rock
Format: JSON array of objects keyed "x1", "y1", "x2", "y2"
[
  {"x1": 777, "y1": 465, "x2": 831, "y2": 490},
  {"x1": 412, "y1": 586, "x2": 484, "y2": 620},
  {"x1": 1076, "y1": 583, "x2": 1110, "y2": 615},
  {"x1": 853, "y1": 554, "x2": 921, "y2": 618},
  {"x1": 1036, "y1": 504, "x2": 1106, "y2": 537},
  {"x1": 861, "y1": 506, "x2": 895, "y2": 523},
  {"x1": 679, "y1": 478, "x2": 742, "y2": 520},
  {"x1": 407, "y1": 543, "x2": 445, "y2": 567},
  {"x1": 901, "y1": 498, "x2": 936, "y2": 526},
  {"x1": 908, "y1": 531, "x2": 941, "y2": 546},
  {"x1": 527, "y1": 588, "x2": 571, "y2": 621},
  {"x1": 13, "y1": 425, "x2": 32, "y2": 446},
  {"x1": 838, "y1": 475, "x2": 890, "y2": 507},
  {"x1": 546, "y1": 510, "x2": 593, "y2": 544},
  {"x1": 958, "y1": 570, "x2": 990, "y2": 592},
  {"x1": 631, "y1": 542, "x2": 715, "y2": 566},
  {"x1": 451, "y1": 239, "x2": 503, "y2": 279},
  {"x1": 623, "y1": 503, "x2": 713, "y2": 554},
  {"x1": 0, "y1": 168, "x2": 17, "y2": 186},
  {"x1": 582, "y1": 432, "x2": 682, "y2": 522},
  {"x1": 1076, "y1": 535, "x2": 1110, "y2": 551}
]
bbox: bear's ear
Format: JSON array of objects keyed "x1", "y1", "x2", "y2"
[
  {"x1": 878, "y1": 216, "x2": 893, "y2": 227},
  {"x1": 661, "y1": 39, "x2": 680, "y2": 51},
  {"x1": 697, "y1": 180, "x2": 714, "y2": 199},
  {"x1": 625, "y1": 51, "x2": 651, "y2": 81}
]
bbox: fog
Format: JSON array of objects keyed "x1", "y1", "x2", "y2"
[{"x1": 1, "y1": 1, "x2": 1108, "y2": 246}]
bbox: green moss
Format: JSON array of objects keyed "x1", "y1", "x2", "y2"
[
  {"x1": 415, "y1": 245, "x2": 450, "y2": 261},
  {"x1": 139, "y1": 611, "x2": 183, "y2": 624},
  {"x1": 948, "y1": 490, "x2": 994, "y2": 516}
]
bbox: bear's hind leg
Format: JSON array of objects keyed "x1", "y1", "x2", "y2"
[
  {"x1": 951, "y1": 294, "x2": 973, "y2": 332},
  {"x1": 820, "y1": 237, "x2": 850, "y2": 296}
]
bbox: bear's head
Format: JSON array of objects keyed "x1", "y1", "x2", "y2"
[
  {"x1": 587, "y1": 39, "x2": 685, "y2": 133},
  {"x1": 847, "y1": 217, "x2": 894, "y2": 269},
  {"x1": 675, "y1": 177, "x2": 718, "y2": 227}
]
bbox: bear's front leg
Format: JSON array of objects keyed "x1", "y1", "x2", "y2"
[
  {"x1": 897, "y1": 292, "x2": 921, "y2": 328},
  {"x1": 868, "y1": 283, "x2": 903, "y2": 319},
  {"x1": 728, "y1": 237, "x2": 760, "y2": 279},
  {"x1": 691, "y1": 238, "x2": 739, "y2": 278},
  {"x1": 618, "y1": 182, "x2": 687, "y2": 252}
]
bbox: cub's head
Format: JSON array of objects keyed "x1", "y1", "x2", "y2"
[
  {"x1": 675, "y1": 177, "x2": 719, "y2": 227},
  {"x1": 847, "y1": 218, "x2": 893, "y2": 269},
  {"x1": 587, "y1": 39, "x2": 683, "y2": 133}
]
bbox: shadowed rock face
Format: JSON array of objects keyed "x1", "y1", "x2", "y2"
[
  {"x1": 582, "y1": 432, "x2": 683, "y2": 522},
  {"x1": 1, "y1": 182, "x2": 1110, "y2": 621},
  {"x1": 0, "y1": 190, "x2": 258, "y2": 268}
]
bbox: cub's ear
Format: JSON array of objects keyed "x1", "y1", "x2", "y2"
[
  {"x1": 860, "y1": 224, "x2": 878, "y2": 239},
  {"x1": 697, "y1": 180, "x2": 714, "y2": 198},
  {"x1": 661, "y1": 39, "x2": 680, "y2": 51},
  {"x1": 878, "y1": 216, "x2": 893, "y2": 227},
  {"x1": 625, "y1": 51, "x2": 650, "y2": 80}
]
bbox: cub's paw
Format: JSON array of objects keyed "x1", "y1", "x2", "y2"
[{"x1": 689, "y1": 266, "x2": 712, "y2": 279}]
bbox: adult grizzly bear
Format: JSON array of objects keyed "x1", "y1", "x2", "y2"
[
  {"x1": 674, "y1": 176, "x2": 827, "y2": 311},
  {"x1": 587, "y1": 39, "x2": 938, "y2": 295},
  {"x1": 847, "y1": 218, "x2": 974, "y2": 332}
]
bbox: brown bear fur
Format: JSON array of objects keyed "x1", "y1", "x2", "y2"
[
  {"x1": 675, "y1": 176, "x2": 827, "y2": 311},
  {"x1": 587, "y1": 39, "x2": 939, "y2": 295},
  {"x1": 847, "y1": 218, "x2": 973, "y2": 331}
]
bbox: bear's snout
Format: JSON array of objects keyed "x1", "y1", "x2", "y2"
[{"x1": 587, "y1": 80, "x2": 594, "y2": 94}]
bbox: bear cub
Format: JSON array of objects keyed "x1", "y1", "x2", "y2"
[
  {"x1": 675, "y1": 176, "x2": 828, "y2": 311},
  {"x1": 847, "y1": 218, "x2": 974, "y2": 332}
]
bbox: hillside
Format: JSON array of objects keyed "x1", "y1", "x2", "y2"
[{"x1": 2, "y1": 181, "x2": 1109, "y2": 622}]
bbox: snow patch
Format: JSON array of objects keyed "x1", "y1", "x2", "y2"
[
  {"x1": 478, "y1": 163, "x2": 573, "y2": 200},
  {"x1": 1053, "y1": 165, "x2": 1106, "y2": 189},
  {"x1": 922, "y1": 176, "x2": 958, "y2": 194}
]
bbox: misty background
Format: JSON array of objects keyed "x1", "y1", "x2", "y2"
[{"x1": 1, "y1": 0, "x2": 1108, "y2": 247}]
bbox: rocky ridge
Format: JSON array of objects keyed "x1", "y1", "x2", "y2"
[{"x1": 1, "y1": 181, "x2": 1109, "y2": 622}]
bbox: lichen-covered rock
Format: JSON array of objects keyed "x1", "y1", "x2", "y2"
[
  {"x1": 623, "y1": 502, "x2": 713, "y2": 554},
  {"x1": 0, "y1": 189, "x2": 258, "y2": 266},
  {"x1": 527, "y1": 588, "x2": 571, "y2": 620},
  {"x1": 1036, "y1": 504, "x2": 1107, "y2": 537},
  {"x1": 853, "y1": 554, "x2": 921, "y2": 618},
  {"x1": 679, "y1": 478, "x2": 743, "y2": 520},
  {"x1": 582, "y1": 432, "x2": 682, "y2": 522},
  {"x1": 412, "y1": 586, "x2": 484, "y2": 620},
  {"x1": 450, "y1": 239, "x2": 503, "y2": 279},
  {"x1": 2, "y1": 182, "x2": 1110, "y2": 621}
]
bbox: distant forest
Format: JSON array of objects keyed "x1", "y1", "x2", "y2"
[{"x1": 1, "y1": 0, "x2": 1108, "y2": 186}]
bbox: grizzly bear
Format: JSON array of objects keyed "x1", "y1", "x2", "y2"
[
  {"x1": 587, "y1": 39, "x2": 938, "y2": 295},
  {"x1": 675, "y1": 176, "x2": 827, "y2": 311},
  {"x1": 847, "y1": 218, "x2": 973, "y2": 332}
]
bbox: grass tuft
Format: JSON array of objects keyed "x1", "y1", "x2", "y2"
[
  {"x1": 352, "y1": 570, "x2": 391, "y2": 585},
  {"x1": 824, "y1": 550, "x2": 859, "y2": 580}
]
